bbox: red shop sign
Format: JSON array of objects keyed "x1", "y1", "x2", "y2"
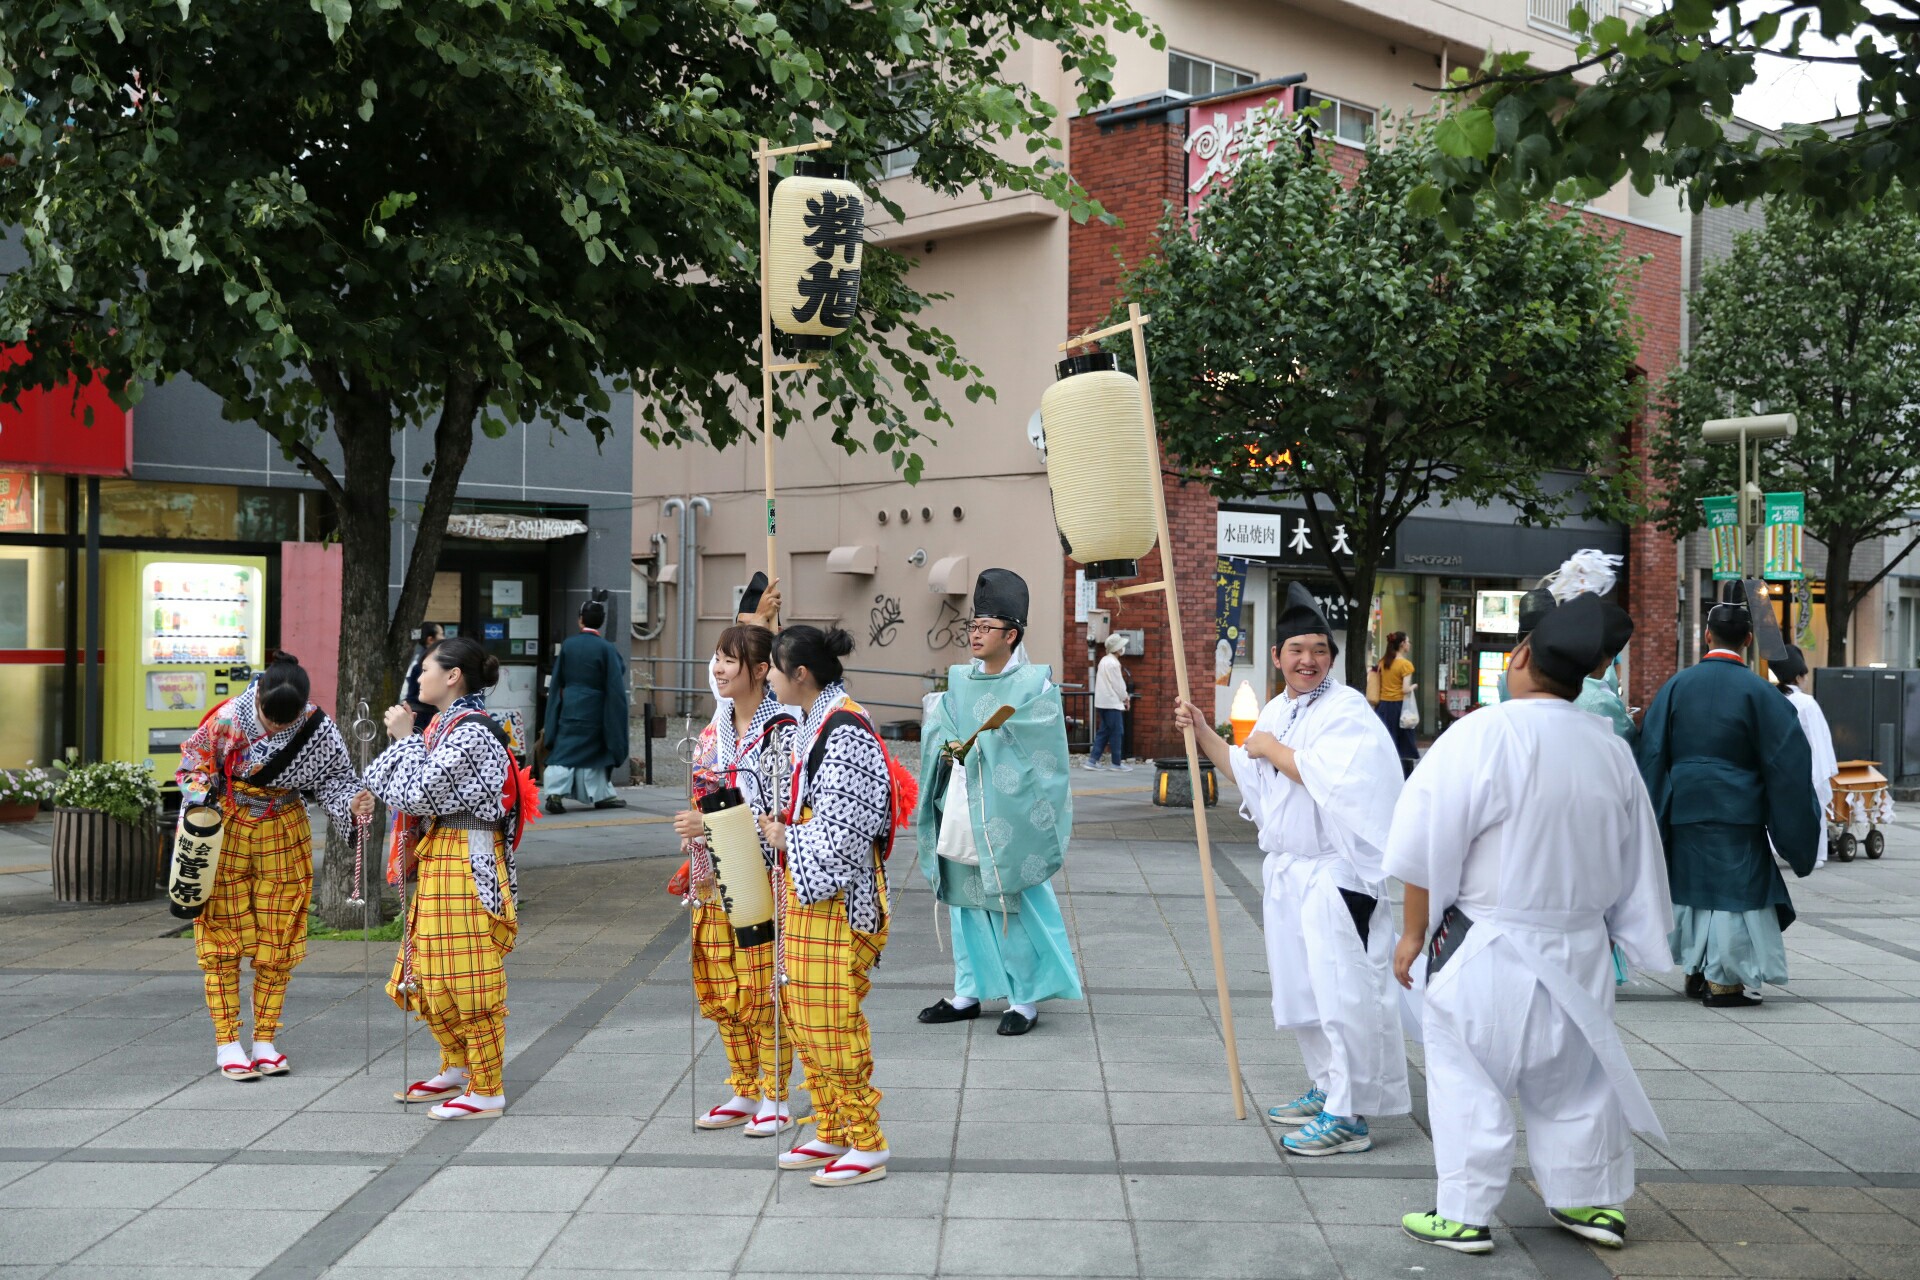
[
  {"x1": 0, "y1": 345, "x2": 132, "y2": 476},
  {"x1": 1185, "y1": 87, "x2": 1302, "y2": 211}
]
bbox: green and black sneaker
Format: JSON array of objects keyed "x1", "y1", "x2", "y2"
[
  {"x1": 1550, "y1": 1205, "x2": 1626, "y2": 1248},
  {"x1": 1401, "y1": 1210, "x2": 1493, "y2": 1254}
]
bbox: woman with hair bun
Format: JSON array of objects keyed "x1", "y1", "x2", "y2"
[
  {"x1": 758, "y1": 625, "x2": 912, "y2": 1188},
  {"x1": 363, "y1": 635, "x2": 523, "y2": 1120},
  {"x1": 674, "y1": 623, "x2": 801, "y2": 1137},
  {"x1": 176, "y1": 652, "x2": 369, "y2": 1082}
]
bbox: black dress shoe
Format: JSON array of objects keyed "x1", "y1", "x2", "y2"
[
  {"x1": 1703, "y1": 990, "x2": 1763, "y2": 1008},
  {"x1": 917, "y1": 998, "x2": 980, "y2": 1024},
  {"x1": 544, "y1": 796, "x2": 566, "y2": 816},
  {"x1": 593, "y1": 797, "x2": 628, "y2": 810},
  {"x1": 997, "y1": 1009, "x2": 1038, "y2": 1036},
  {"x1": 1683, "y1": 971, "x2": 1707, "y2": 999}
]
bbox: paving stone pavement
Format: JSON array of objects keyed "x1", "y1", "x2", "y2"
[{"x1": 4, "y1": 770, "x2": 1920, "y2": 1278}]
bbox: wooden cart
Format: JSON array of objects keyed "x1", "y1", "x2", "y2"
[{"x1": 1827, "y1": 759, "x2": 1891, "y2": 862}]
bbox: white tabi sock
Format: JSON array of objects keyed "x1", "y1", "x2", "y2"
[
  {"x1": 711, "y1": 1093, "x2": 755, "y2": 1116},
  {"x1": 425, "y1": 1066, "x2": 469, "y2": 1091},
  {"x1": 949, "y1": 996, "x2": 980, "y2": 1010},
  {"x1": 753, "y1": 1098, "x2": 791, "y2": 1122},
  {"x1": 215, "y1": 1042, "x2": 252, "y2": 1073},
  {"x1": 1010, "y1": 1003, "x2": 1037, "y2": 1020}
]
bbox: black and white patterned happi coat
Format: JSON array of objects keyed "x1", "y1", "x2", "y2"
[
  {"x1": 786, "y1": 682, "x2": 892, "y2": 933},
  {"x1": 712, "y1": 688, "x2": 799, "y2": 869},
  {"x1": 178, "y1": 684, "x2": 362, "y2": 830},
  {"x1": 363, "y1": 695, "x2": 517, "y2": 915}
]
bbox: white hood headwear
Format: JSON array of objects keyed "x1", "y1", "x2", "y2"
[{"x1": 1542, "y1": 549, "x2": 1623, "y2": 603}]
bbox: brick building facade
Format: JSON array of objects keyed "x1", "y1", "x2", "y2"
[{"x1": 1061, "y1": 95, "x2": 1683, "y2": 761}]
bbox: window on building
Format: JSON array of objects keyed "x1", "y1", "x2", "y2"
[
  {"x1": 880, "y1": 72, "x2": 927, "y2": 180},
  {"x1": 1298, "y1": 91, "x2": 1375, "y2": 144},
  {"x1": 1169, "y1": 51, "x2": 1256, "y2": 99}
]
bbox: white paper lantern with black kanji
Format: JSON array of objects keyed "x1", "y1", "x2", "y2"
[
  {"x1": 1037, "y1": 352, "x2": 1159, "y2": 580},
  {"x1": 769, "y1": 161, "x2": 867, "y2": 348}
]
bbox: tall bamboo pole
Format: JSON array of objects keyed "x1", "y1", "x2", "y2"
[
  {"x1": 1060, "y1": 303, "x2": 1246, "y2": 1119},
  {"x1": 756, "y1": 137, "x2": 831, "y2": 614}
]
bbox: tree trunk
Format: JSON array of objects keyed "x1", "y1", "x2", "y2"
[
  {"x1": 385, "y1": 371, "x2": 481, "y2": 677},
  {"x1": 307, "y1": 371, "x2": 484, "y2": 929},
  {"x1": 1826, "y1": 535, "x2": 1858, "y2": 668},
  {"x1": 313, "y1": 388, "x2": 402, "y2": 928},
  {"x1": 1343, "y1": 558, "x2": 1380, "y2": 689}
]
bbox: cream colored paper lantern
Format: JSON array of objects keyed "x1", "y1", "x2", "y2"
[
  {"x1": 168, "y1": 803, "x2": 224, "y2": 920},
  {"x1": 768, "y1": 161, "x2": 866, "y2": 348},
  {"x1": 699, "y1": 786, "x2": 775, "y2": 948},
  {"x1": 1038, "y1": 352, "x2": 1159, "y2": 579}
]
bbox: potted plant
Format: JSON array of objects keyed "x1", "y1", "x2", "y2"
[
  {"x1": 0, "y1": 762, "x2": 57, "y2": 823},
  {"x1": 50, "y1": 759, "x2": 163, "y2": 904}
]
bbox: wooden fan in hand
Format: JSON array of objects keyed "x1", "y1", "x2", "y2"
[{"x1": 946, "y1": 705, "x2": 1016, "y2": 764}]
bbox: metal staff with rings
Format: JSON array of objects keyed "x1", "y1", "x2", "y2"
[
  {"x1": 768, "y1": 736, "x2": 792, "y2": 1202},
  {"x1": 675, "y1": 714, "x2": 704, "y2": 1133},
  {"x1": 348, "y1": 700, "x2": 379, "y2": 1074}
]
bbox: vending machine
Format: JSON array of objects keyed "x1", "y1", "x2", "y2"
[
  {"x1": 1472, "y1": 589, "x2": 1523, "y2": 707},
  {"x1": 103, "y1": 551, "x2": 268, "y2": 787}
]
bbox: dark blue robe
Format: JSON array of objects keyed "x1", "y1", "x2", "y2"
[
  {"x1": 1636, "y1": 655, "x2": 1819, "y2": 928},
  {"x1": 542, "y1": 630, "x2": 630, "y2": 771}
]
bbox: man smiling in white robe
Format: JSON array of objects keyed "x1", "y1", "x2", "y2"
[
  {"x1": 1176, "y1": 582, "x2": 1410, "y2": 1156},
  {"x1": 1388, "y1": 594, "x2": 1673, "y2": 1256}
]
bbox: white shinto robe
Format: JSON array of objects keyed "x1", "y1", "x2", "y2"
[
  {"x1": 1785, "y1": 686, "x2": 1838, "y2": 865},
  {"x1": 1385, "y1": 697, "x2": 1673, "y2": 1225},
  {"x1": 1231, "y1": 680, "x2": 1410, "y2": 1120}
]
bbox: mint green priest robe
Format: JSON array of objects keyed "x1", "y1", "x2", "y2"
[{"x1": 917, "y1": 660, "x2": 1083, "y2": 1005}]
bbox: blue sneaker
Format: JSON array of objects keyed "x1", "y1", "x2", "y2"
[
  {"x1": 1282, "y1": 1111, "x2": 1371, "y2": 1156},
  {"x1": 1265, "y1": 1087, "x2": 1326, "y2": 1127}
]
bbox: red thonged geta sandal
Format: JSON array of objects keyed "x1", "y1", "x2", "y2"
[
  {"x1": 778, "y1": 1140, "x2": 847, "y2": 1170},
  {"x1": 809, "y1": 1155, "x2": 889, "y2": 1187},
  {"x1": 695, "y1": 1104, "x2": 755, "y2": 1130},
  {"x1": 428, "y1": 1096, "x2": 504, "y2": 1121},
  {"x1": 393, "y1": 1079, "x2": 465, "y2": 1104}
]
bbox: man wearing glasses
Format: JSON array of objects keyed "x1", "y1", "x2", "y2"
[{"x1": 915, "y1": 570, "x2": 1083, "y2": 1036}]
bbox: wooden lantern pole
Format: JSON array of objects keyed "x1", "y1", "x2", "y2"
[
  {"x1": 756, "y1": 136, "x2": 834, "y2": 616},
  {"x1": 1058, "y1": 302, "x2": 1247, "y2": 1120}
]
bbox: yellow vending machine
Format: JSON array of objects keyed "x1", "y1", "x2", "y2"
[{"x1": 104, "y1": 552, "x2": 268, "y2": 789}]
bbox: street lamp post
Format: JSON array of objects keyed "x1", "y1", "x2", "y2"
[{"x1": 1702, "y1": 412, "x2": 1797, "y2": 646}]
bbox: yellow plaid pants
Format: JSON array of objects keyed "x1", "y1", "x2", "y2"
[
  {"x1": 779, "y1": 869, "x2": 888, "y2": 1151},
  {"x1": 692, "y1": 900, "x2": 791, "y2": 1100},
  {"x1": 387, "y1": 825, "x2": 517, "y2": 1096},
  {"x1": 193, "y1": 789, "x2": 311, "y2": 1045}
]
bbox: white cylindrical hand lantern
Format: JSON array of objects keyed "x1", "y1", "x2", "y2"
[
  {"x1": 1038, "y1": 352, "x2": 1159, "y2": 580},
  {"x1": 768, "y1": 161, "x2": 866, "y2": 349}
]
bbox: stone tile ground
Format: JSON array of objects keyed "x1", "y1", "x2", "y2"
[{"x1": 3, "y1": 773, "x2": 1920, "y2": 1277}]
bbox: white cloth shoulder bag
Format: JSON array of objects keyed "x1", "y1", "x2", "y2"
[{"x1": 935, "y1": 760, "x2": 980, "y2": 865}]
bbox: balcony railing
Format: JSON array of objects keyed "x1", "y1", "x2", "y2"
[{"x1": 1528, "y1": 0, "x2": 1658, "y2": 36}]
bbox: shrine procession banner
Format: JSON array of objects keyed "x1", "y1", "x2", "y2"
[
  {"x1": 1704, "y1": 495, "x2": 1742, "y2": 581},
  {"x1": 1762, "y1": 491, "x2": 1806, "y2": 582}
]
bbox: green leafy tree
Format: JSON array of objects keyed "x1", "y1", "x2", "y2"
[
  {"x1": 0, "y1": 0, "x2": 1154, "y2": 919},
  {"x1": 1650, "y1": 198, "x2": 1920, "y2": 665},
  {"x1": 1114, "y1": 112, "x2": 1643, "y2": 685},
  {"x1": 1414, "y1": 1, "x2": 1916, "y2": 233}
]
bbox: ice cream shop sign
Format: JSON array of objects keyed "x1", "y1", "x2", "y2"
[{"x1": 1185, "y1": 88, "x2": 1302, "y2": 209}]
